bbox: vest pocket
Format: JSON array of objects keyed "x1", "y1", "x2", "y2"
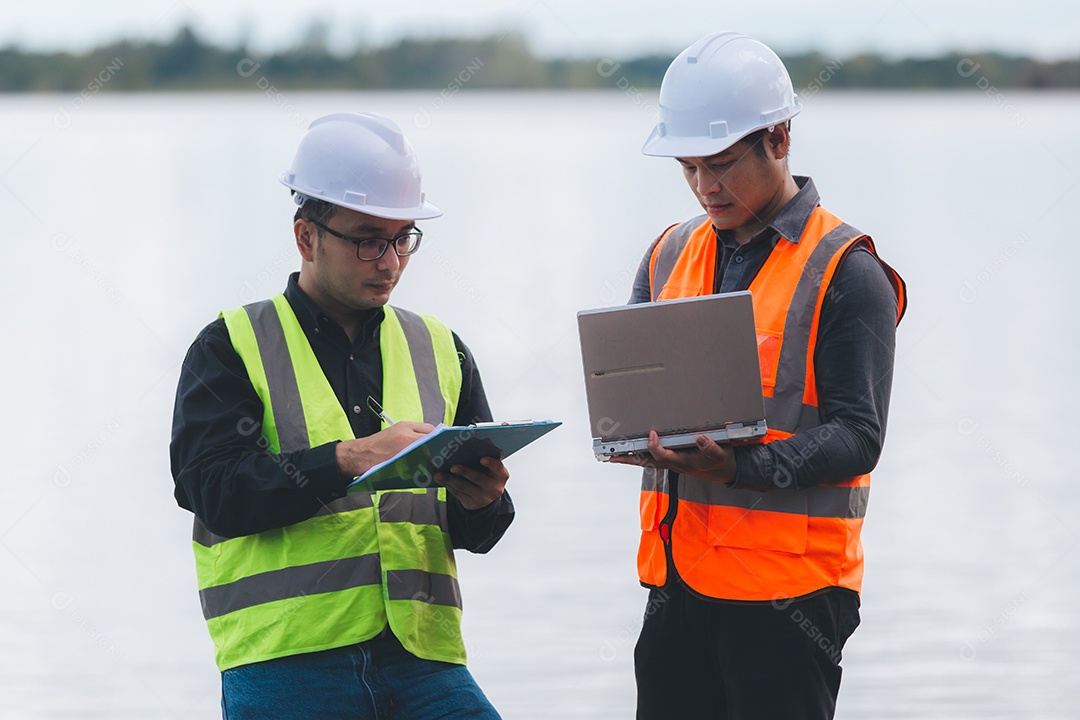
[
  {"x1": 658, "y1": 282, "x2": 702, "y2": 301},
  {"x1": 705, "y1": 499, "x2": 808, "y2": 555}
]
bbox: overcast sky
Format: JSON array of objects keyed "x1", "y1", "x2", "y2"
[{"x1": 2, "y1": 0, "x2": 1077, "y2": 60}]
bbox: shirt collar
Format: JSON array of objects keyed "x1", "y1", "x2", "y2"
[
  {"x1": 712, "y1": 176, "x2": 820, "y2": 249},
  {"x1": 769, "y1": 175, "x2": 819, "y2": 245},
  {"x1": 283, "y1": 272, "x2": 385, "y2": 342}
]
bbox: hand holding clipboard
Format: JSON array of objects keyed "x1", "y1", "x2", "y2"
[{"x1": 348, "y1": 420, "x2": 561, "y2": 493}]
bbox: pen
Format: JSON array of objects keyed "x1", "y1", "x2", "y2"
[{"x1": 366, "y1": 396, "x2": 396, "y2": 426}]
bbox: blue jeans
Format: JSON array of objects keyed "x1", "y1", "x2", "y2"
[{"x1": 221, "y1": 631, "x2": 501, "y2": 719}]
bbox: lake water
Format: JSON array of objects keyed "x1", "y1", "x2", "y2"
[{"x1": 1, "y1": 89, "x2": 1077, "y2": 718}]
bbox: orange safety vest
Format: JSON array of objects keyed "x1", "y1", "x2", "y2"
[{"x1": 638, "y1": 206, "x2": 907, "y2": 601}]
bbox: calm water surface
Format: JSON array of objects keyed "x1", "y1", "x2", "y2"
[{"x1": 1, "y1": 90, "x2": 1078, "y2": 718}]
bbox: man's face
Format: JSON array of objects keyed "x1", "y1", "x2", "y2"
[
  {"x1": 305, "y1": 207, "x2": 415, "y2": 312},
  {"x1": 677, "y1": 137, "x2": 785, "y2": 234}
]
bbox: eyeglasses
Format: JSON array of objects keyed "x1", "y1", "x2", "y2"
[{"x1": 311, "y1": 221, "x2": 424, "y2": 261}]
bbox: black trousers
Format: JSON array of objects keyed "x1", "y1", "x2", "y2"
[{"x1": 635, "y1": 583, "x2": 861, "y2": 720}]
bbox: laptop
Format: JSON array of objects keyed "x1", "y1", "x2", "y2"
[{"x1": 577, "y1": 291, "x2": 767, "y2": 459}]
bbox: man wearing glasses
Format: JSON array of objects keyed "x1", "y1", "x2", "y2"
[{"x1": 171, "y1": 112, "x2": 510, "y2": 719}]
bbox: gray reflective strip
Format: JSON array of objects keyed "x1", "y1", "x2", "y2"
[
  {"x1": 244, "y1": 300, "x2": 310, "y2": 453},
  {"x1": 680, "y1": 477, "x2": 869, "y2": 519},
  {"x1": 763, "y1": 398, "x2": 822, "y2": 433},
  {"x1": 193, "y1": 493, "x2": 375, "y2": 549},
  {"x1": 200, "y1": 553, "x2": 381, "y2": 620},
  {"x1": 313, "y1": 491, "x2": 375, "y2": 518},
  {"x1": 392, "y1": 307, "x2": 446, "y2": 426},
  {"x1": 835, "y1": 486, "x2": 870, "y2": 520},
  {"x1": 768, "y1": 224, "x2": 862, "y2": 433},
  {"x1": 797, "y1": 402, "x2": 822, "y2": 431},
  {"x1": 640, "y1": 466, "x2": 665, "y2": 493},
  {"x1": 650, "y1": 218, "x2": 706, "y2": 301},
  {"x1": 378, "y1": 490, "x2": 446, "y2": 528},
  {"x1": 193, "y1": 520, "x2": 230, "y2": 548},
  {"x1": 681, "y1": 476, "x2": 806, "y2": 514},
  {"x1": 387, "y1": 569, "x2": 462, "y2": 609}
]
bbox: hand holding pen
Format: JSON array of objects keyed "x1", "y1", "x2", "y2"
[{"x1": 334, "y1": 396, "x2": 433, "y2": 478}]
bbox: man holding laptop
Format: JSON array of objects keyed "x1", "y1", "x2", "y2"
[{"x1": 609, "y1": 33, "x2": 907, "y2": 719}]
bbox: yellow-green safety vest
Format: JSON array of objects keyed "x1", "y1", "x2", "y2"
[{"x1": 192, "y1": 294, "x2": 464, "y2": 671}]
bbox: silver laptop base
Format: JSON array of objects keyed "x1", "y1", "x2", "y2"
[{"x1": 593, "y1": 420, "x2": 768, "y2": 460}]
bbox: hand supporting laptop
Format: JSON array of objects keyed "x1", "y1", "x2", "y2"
[{"x1": 608, "y1": 430, "x2": 737, "y2": 484}]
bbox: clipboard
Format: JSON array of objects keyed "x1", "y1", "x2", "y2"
[{"x1": 347, "y1": 420, "x2": 561, "y2": 493}]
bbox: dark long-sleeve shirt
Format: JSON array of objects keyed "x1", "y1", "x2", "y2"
[
  {"x1": 171, "y1": 273, "x2": 513, "y2": 552},
  {"x1": 630, "y1": 177, "x2": 898, "y2": 491}
]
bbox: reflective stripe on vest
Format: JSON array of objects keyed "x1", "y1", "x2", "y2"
[
  {"x1": 640, "y1": 465, "x2": 868, "y2": 519},
  {"x1": 380, "y1": 304, "x2": 460, "y2": 428},
  {"x1": 193, "y1": 295, "x2": 463, "y2": 671},
  {"x1": 639, "y1": 207, "x2": 906, "y2": 600}
]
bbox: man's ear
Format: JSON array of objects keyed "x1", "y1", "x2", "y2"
[
  {"x1": 295, "y1": 219, "x2": 317, "y2": 262},
  {"x1": 766, "y1": 124, "x2": 791, "y2": 161}
]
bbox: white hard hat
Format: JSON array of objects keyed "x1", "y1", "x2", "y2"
[
  {"x1": 642, "y1": 32, "x2": 802, "y2": 158},
  {"x1": 280, "y1": 112, "x2": 442, "y2": 220}
]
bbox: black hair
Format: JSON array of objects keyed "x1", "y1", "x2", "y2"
[
  {"x1": 742, "y1": 128, "x2": 770, "y2": 160},
  {"x1": 742, "y1": 120, "x2": 792, "y2": 161},
  {"x1": 292, "y1": 195, "x2": 337, "y2": 225}
]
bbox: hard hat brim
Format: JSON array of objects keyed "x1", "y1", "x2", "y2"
[
  {"x1": 641, "y1": 108, "x2": 800, "y2": 158},
  {"x1": 344, "y1": 199, "x2": 443, "y2": 221},
  {"x1": 280, "y1": 175, "x2": 443, "y2": 221},
  {"x1": 641, "y1": 131, "x2": 748, "y2": 158}
]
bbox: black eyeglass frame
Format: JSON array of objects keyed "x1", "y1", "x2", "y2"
[{"x1": 310, "y1": 220, "x2": 424, "y2": 261}]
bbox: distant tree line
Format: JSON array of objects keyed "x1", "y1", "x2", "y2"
[{"x1": 1, "y1": 25, "x2": 1078, "y2": 93}]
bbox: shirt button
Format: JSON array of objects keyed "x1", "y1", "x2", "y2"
[
  {"x1": 734, "y1": 255, "x2": 745, "y2": 264},
  {"x1": 349, "y1": 354, "x2": 355, "y2": 362},
  {"x1": 353, "y1": 405, "x2": 363, "y2": 415},
  {"x1": 313, "y1": 327, "x2": 320, "y2": 334}
]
